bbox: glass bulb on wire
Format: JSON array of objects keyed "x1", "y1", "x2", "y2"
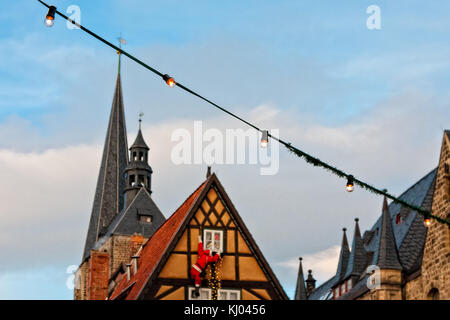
[
  {"x1": 261, "y1": 130, "x2": 269, "y2": 148},
  {"x1": 346, "y1": 175, "x2": 354, "y2": 192},
  {"x1": 424, "y1": 216, "x2": 431, "y2": 227},
  {"x1": 163, "y1": 74, "x2": 176, "y2": 87},
  {"x1": 45, "y1": 6, "x2": 57, "y2": 27}
]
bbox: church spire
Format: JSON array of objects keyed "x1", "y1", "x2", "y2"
[
  {"x1": 295, "y1": 257, "x2": 307, "y2": 300},
  {"x1": 82, "y1": 71, "x2": 129, "y2": 261},
  {"x1": 375, "y1": 197, "x2": 402, "y2": 270},
  {"x1": 344, "y1": 218, "x2": 368, "y2": 279},
  {"x1": 335, "y1": 227, "x2": 350, "y2": 281}
]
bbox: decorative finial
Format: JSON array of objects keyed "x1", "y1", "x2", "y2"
[
  {"x1": 138, "y1": 112, "x2": 144, "y2": 130},
  {"x1": 206, "y1": 166, "x2": 211, "y2": 178},
  {"x1": 343, "y1": 228, "x2": 347, "y2": 232},
  {"x1": 117, "y1": 35, "x2": 126, "y2": 74},
  {"x1": 299, "y1": 257, "x2": 302, "y2": 261},
  {"x1": 355, "y1": 218, "x2": 359, "y2": 222}
]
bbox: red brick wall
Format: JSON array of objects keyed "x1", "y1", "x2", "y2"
[{"x1": 87, "y1": 251, "x2": 110, "y2": 300}]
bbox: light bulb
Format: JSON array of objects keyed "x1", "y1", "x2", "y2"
[
  {"x1": 44, "y1": 6, "x2": 57, "y2": 27},
  {"x1": 346, "y1": 175, "x2": 354, "y2": 192},
  {"x1": 261, "y1": 130, "x2": 269, "y2": 148},
  {"x1": 163, "y1": 74, "x2": 176, "y2": 87},
  {"x1": 45, "y1": 17, "x2": 54, "y2": 27}
]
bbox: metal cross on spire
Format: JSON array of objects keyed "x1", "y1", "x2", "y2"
[
  {"x1": 117, "y1": 34, "x2": 126, "y2": 74},
  {"x1": 139, "y1": 112, "x2": 144, "y2": 130}
]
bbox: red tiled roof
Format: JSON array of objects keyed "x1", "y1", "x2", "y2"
[{"x1": 110, "y1": 179, "x2": 208, "y2": 300}]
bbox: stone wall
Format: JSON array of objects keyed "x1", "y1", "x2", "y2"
[{"x1": 420, "y1": 132, "x2": 450, "y2": 300}]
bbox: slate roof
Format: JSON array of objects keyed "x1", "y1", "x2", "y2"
[
  {"x1": 306, "y1": 168, "x2": 437, "y2": 300},
  {"x1": 344, "y1": 219, "x2": 368, "y2": 279},
  {"x1": 130, "y1": 129, "x2": 149, "y2": 150},
  {"x1": 294, "y1": 258, "x2": 307, "y2": 300},
  {"x1": 83, "y1": 74, "x2": 129, "y2": 261},
  {"x1": 374, "y1": 197, "x2": 403, "y2": 269},
  {"x1": 307, "y1": 275, "x2": 336, "y2": 300},
  {"x1": 93, "y1": 188, "x2": 166, "y2": 251},
  {"x1": 335, "y1": 229, "x2": 350, "y2": 281}
]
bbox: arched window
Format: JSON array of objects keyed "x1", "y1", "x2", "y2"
[
  {"x1": 139, "y1": 152, "x2": 143, "y2": 161},
  {"x1": 427, "y1": 288, "x2": 439, "y2": 300}
]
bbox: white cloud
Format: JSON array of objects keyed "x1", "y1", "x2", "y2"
[{"x1": 278, "y1": 245, "x2": 341, "y2": 284}]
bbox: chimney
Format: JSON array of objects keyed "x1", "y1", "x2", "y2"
[
  {"x1": 87, "y1": 250, "x2": 110, "y2": 300},
  {"x1": 306, "y1": 269, "x2": 316, "y2": 296},
  {"x1": 131, "y1": 256, "x2": 139, "y2": 275},
  {"x1": 126, "y1": 263, "x2": 132, "y2": 281}
]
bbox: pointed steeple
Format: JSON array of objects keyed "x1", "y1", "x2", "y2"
[
  {"x1": 83, "y1": 73, "x2": 129, "y2": 261},
  {"x1": 124, "y1": 121, "x2": 153, "y2": 207},
  {"x1": 344, "y1": 218, "x2": 368, "y2": 279},
  {"x1": 335, "y1": 228, "x2": 350, "y2": 281},
  {"x1": 375, "y1": 197, "x2": 402, "y2": 270},
  {"x1": 295, "y1": 257, "x2": 307, "y2": 300}
]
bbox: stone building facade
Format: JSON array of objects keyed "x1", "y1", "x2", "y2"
[{"x1": 296, "y1": 131, "x2": 450, "y2": 300}]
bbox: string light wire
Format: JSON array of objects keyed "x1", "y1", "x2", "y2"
[{"x1": 36, "y1": 0, "x2": 450, "y2": 226}]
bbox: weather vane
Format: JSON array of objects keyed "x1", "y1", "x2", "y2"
[{"x1": 117, "y1": 34, "x2": 126, "y2": 73}]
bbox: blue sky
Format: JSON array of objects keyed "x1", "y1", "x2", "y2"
[{"x1": 0, "y1": 1, "x2": 449, "y2": 299}]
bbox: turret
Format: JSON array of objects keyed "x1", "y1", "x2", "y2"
[{"x1": 124, "y1": 119, "x2": 153, "y2": 207}]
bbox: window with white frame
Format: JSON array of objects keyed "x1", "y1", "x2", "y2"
[
  {"x1": 203, "y1": 229, "x2": 223, "y2": 253},
  {"x1": 188, "y1": 287, "x2": 212, "y2": 300},
  {"x1": 218, "y1": 289, "x2": 240, "y2": 300}
]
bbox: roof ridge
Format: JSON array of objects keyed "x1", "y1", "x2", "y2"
[{"x1": 395, "y1": 168, "x2": 437, "y2": 200}]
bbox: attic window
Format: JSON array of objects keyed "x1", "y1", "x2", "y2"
[
  {"x1": 139, "y1": 215, "x2": 152, "y2": 223},
  {"x1": 203, "y1": 229, "x2": 223, "y2": 253}
]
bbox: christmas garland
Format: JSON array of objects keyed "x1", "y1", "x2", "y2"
[{"x1": 281, "y1": 141, "x2": 450, "y2": 226}]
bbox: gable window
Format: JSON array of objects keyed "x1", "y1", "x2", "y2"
[
  {"x1": 203, "y1": 229, "x2": 223, "y2": 253},
  {"x1": 188, "y1": 287, "x2": 211, "y2": 300},
  {"x1": 139, "y1": 215, "x2": 152, "y2": 223},
  {"x1": 218, "y1": 289, "x2": 240, "y2": 300}
]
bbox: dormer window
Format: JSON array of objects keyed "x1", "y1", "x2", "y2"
[{"x1": 139, "y1": 215, "x2": 152, "y2": 223}]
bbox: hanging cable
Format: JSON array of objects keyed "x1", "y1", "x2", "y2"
[{"x1": 36, "y1": 0, "x2": 450, "y2": 226}]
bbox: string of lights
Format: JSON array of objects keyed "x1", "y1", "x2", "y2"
[{"x1": 37, "y1": 0, "x2": 449, "y2": 227}]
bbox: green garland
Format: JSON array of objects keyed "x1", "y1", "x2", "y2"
[{"x1": 280, "y1": 141, "x2": 450, "y2": 226}]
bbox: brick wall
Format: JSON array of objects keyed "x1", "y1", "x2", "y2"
[{"x1": 87, "y1": 251, "x2": 110, "y2": 300}]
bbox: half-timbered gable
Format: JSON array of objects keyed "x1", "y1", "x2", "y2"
[{"x1": 110, "y1": 173, "x2": 287, "y2": 300}]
